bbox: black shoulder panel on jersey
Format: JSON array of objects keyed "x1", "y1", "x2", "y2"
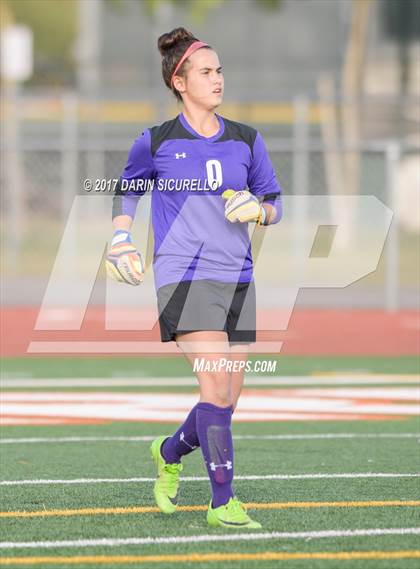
[
  {"x1": 149, "y1": 116, "x2": 197, "y2": 156},
  {"x1": 216, "y1": 117, "x2": 258, "y2": 156}
]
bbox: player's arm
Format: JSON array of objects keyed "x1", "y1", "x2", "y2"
[
  {"x1": 260, "y1": 203, "x2": 276, "y2": 224},
  {"x1": 259, "y1": 192, "x2": 281, "y2": 225},
  {"x1": 113, "y1": 214, "x2": 133, "y2": 232},
  {"x1": 106, "y1": 131, "x2": 155, "y2": 285},
  {"x1": 224, "y1": 131, "x2": 282, "y2": 226},
  {"x1": 106, "y1": 193, "x2": 144, "y2": 286}
]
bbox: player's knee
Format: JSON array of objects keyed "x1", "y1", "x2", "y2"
[
  {"x1": 200, "y1": 371, "x2": 232, "y2": 407},
  {"x1": 212, "y1": 394, "x2": 232, "y2": 408}
]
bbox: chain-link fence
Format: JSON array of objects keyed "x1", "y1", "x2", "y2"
[{"x1": 1, "y1": 98, "x2": 419, "y2": 310}]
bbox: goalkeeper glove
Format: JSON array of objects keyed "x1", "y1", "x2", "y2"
[
  {"x1": 222, "y1": 189, "x2": 266, "y2": 224},
  {"x1": 106, "y1": 230, "x2": 145, "y2": 286}
]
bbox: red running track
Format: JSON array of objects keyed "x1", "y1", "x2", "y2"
[{"x1": 1, "y1": 306, "x2": 419, "y2": 356}]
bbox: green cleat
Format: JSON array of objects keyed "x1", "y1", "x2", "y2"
[
  {"x1": 207, "y1": 497, "x2": 262, "y2": 529},
  {"x1": 150, "y1": 436, "x2": 183, "y2": 514}
]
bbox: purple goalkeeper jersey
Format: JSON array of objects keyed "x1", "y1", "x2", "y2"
[{"x1": 112, "y1": 113, "x2": 282, "y2": 290}]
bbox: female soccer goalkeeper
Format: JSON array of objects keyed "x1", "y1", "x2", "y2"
[{"x1": 107, "y1": 27, "x2": 282, "y2": 529}]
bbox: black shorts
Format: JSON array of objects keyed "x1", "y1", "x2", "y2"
[{"x1": 157, "y1": 279, "x2": 256, "y2": 345}]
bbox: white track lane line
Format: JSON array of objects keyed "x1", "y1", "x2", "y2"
[
  {"x1": 1, "y1": 472, "x2": 419, "y2": 486},
  {"x1": 1, "y1": 375, "x2": 418, "y2": 388},
  {"x1": 0, "y1": 433, "x2": 419, "y2": 444},
  {"x1": 1, "y1": 527, "x2": 420, "y2": 550}
]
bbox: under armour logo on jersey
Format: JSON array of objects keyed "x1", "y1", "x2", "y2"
[
  {"x1": 209, "y1": 460, "x2": 233, "y2": 471},
  {"x1": 175, "y1": 152, "x2": 187, "y2": 159},
  {"x1": 179, "y1": 431, "x2": 198, "y2": 450}
]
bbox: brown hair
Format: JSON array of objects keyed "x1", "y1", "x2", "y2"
[{"x1": 157, "y1": 27, "x2": 211, "y2": 101}]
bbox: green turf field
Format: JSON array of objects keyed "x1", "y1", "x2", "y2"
[
  {"x1": 2, "y1": 355, "x2": 419, "y2": 378},
  {"x1": 0, "y1": 356, "x2": 419, "y2": 567}
]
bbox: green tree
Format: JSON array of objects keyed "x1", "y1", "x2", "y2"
[
  {"x1": 107, "y1": 0, "x2": 283, "y2": 23},
  {"x1": 5, "y1": 0, "x2": 283, "y2": 86}
]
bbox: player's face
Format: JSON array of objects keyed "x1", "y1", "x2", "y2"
[{"x1": 175, "y1": 49, "x2": 224, "y2": 110}]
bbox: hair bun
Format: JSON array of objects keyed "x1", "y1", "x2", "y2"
[{"x1": 157, "y1": 27, "x2": 197, "y2": 56}]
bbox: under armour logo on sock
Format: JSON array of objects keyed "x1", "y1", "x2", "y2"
[
  {"x1": 209, "y1": 460, "x2": 233, "y2": 471},
  {"x1": 175, "y1": 152, "x2": 186, "y2": 159},
  {"x1": 180, "y1": 431, "x2": 198, "y2": 450}
]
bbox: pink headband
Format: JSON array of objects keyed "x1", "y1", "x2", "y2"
[{"x1": 171, "y1": 41, "x2": 209, "y2": 86}]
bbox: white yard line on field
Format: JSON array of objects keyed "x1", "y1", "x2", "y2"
[
  {"x1": 1, "y1": 527, "x2": 420, "y2": 550},
  {"x1": 0, "y1": 433, "x2": 419, "y2": 445},
  {"x1": 1, "y1": 472, "x2": 419, "y2": 486},
  {"x1": 1, "y1": 375, "x2": 418, "y2": 388},
  {"x1": 2, "y1": 388, "x2": 418, "y2": 424}
]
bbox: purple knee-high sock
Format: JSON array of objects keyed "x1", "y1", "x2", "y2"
[
  {"x1": 196, "y1": 402, "x2": 234, "y2": 508},
  {"x1": 161, "y1": 404, "x2": 200, "y2": 464}
]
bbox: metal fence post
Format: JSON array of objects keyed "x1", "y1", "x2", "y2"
[
  {"x1": 292, "y1": 95, "x2": 309, "y2": 281},
  {"x1": 60, "y1": 92, "x2": 79, "y2": 274},
  {"x1": 61, "y1": 92, "x2": 79, "y2": 221},
  {"x1": 2, "y1": 82, "x2": 24, "y2": 271},
  {"x1": 385, "y1": 141, "x2": 400, "y2": 313}
]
